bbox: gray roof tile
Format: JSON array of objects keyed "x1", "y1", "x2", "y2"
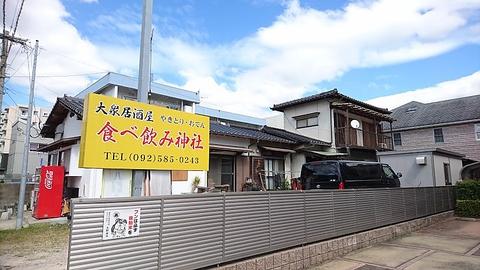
[{"x1": 391, "y1": 94, "x2": 480, "y2": 130}]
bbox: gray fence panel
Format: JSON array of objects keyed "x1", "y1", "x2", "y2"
[
  {"x1": 416, "y1": 188, "x2": 427, "y2": 217},
  {"x1": 375, "y1": 189, "x2": 393, "y2": 227},
  {"x1": 224, "y1": 193, "x2": 270, "y2": 261},
  {"x1": 270, "y1": 192, "x2": 306, "y2": 248},
  {"x1": 354, "y1": 190, "x2": 376, "y2": 231},
  {"x1": 390, "y1": 189, "x2": 406, "y2": 223},
  {"x1": 68, "y1": 186, "x2": 455, "y2": 270},
  {"x1": 160, "y1": 195, "x2": 224, "y2": 270},
  {"x1": 403, "y1": 188, "x2": 417, "y2": 220},
  {"x1": 425, "y1": 188, "x2": 435, "y2": 215},
  {"x1": 333, "y1": 190, "x2": 357, "y2": 236},
  {"x1": 69, "y1": 199, "x2": 161, "y2": 270},
  {"x1": 305, "y1": 191, "x2": 335, "y2": 242}
]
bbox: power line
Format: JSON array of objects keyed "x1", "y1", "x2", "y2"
[
  {"x1": 6, "y1": 71, "x2": 107, "y2": 78},
  {"x1": 39, "y1": 47, "x2": 110, "y2": 73}
]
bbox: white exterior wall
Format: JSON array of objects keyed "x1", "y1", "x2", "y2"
[
  {"x1": 63, "y1": 114, "x2": 83, "y2": 138},
  {"x1": 266, "y1": 114, "x2": 284, "y2": 129},
  {"x1": 171, "y1": 171, "x2": 208, "y2": 195},
  {"x1": 283, "y1": 100, "x2": 332, "y2": 144},
  {"x1": 433, "y1": 155, "x2": 462, "y2": 186},
  {"x1": 291, "y1": 153, "x2": 306, "y2": 178},
  {"x1": 379, "y1": 153, "x2": 435, "y2": 187}
]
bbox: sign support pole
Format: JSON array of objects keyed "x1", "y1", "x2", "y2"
[{"x1": 133, "y1": 0, "x2": 153, "y2": 196}]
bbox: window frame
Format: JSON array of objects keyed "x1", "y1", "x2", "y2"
[
  {"x1": 393, "y1": 132, "x2": 402, "y2": 146},
  {"x1": 475, "y1": 123, "x2": 480, "y2": 141},
  {"x1": 295, "y1": 113, "x2": 319, "y2": 129},
  {"x1": 433, "y1": 128, "x2": 444, "y2": 143}
]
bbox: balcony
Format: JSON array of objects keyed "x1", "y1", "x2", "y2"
[{"x1": 335, "y1": 127, "x2": 393, "y2": 151}]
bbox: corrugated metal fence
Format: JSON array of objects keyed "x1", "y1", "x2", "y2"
[{"x1": 68, "y1": 186, "x2": 455, "y2": 270}]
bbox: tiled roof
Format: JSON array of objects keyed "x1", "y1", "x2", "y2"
[
  {"x1": 390, "y1": 94, "x2": 480, "y2": 130},
  {"x1": 271, "y1": 89, "x2": 390, "y2": 114},
  {"x1": 41, "y1": 96, "x2": 309, "y2": 145},
  {"x1": 58, "y1": 95, "x2": 84, "y2": 118},
  {"x1": 210, "y1": 122, "x2": 295, "y2": 144},
  {"x1": 262, "y1": 126, "x2": 330, "y2": 146}
]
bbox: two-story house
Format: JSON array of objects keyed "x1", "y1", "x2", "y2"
[
  {"x1": 268, "y1": 89, "x2": 394, "y2": 168},
  {"x1": 390, "y1": 94, "x2": 480, "y2": 163}
]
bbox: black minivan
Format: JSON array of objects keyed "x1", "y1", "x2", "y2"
[{"x1": 300, "y1": 160, "x2": 401, "y2": 190}]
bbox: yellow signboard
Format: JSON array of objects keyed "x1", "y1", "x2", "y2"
[{"x1": 79, "y1": 93, "x2": 209, "y2": 170}]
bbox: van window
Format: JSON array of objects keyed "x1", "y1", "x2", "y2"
[
  {"x1": 341, "y1": 163, "x2": 381, "y2": 180},
  {"x1": 302, "y1": 162, "x2": 338, "y2": 178},
  {"x1": 382, "y1": 165, "x2": 396, "y2": 179}
]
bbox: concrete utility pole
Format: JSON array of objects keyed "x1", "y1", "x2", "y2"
[
  {"x1": 133, "y1": 0, "x2": 153, "y2": 196},
  {"x1": 16, "y1": 40, "x2": 39, "y2": 229},
  {"x1": 0, "y1": 32, "x2": 27, "y2": 113}
]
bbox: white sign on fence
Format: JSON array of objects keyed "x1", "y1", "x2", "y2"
[{"x1": 102, "y1": 208, "x2": 141, "y2": 240}]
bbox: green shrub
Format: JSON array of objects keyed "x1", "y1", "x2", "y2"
[
  {"x1": 455, "y1": 200, "x2": 480, "y2": 218},
  {"x1": 456, "y1": 179, "x2": 480, "y2": 200}
]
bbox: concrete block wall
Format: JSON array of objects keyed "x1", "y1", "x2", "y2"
[{"x1": 211, "y1": 211, "x2": 453, "y2": 270}]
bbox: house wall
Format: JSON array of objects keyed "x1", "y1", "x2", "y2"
[
  {"x1": 394, "y1": 122, "x2": 480, "y2": 161},
  {"x1": 291, "y1": 153, "x2": 306, "y2": 178},
  {"x1": 378, "y1": 153, "x2": 435, "y2": 187},
  {"x1": 282, "y1": 100, "x2": 332, "y2": 144},
  {"x1": 266, "y1": 114, "x2": 284, "y2": 129},
  {"x1": 433, "y1": 155, "x2": 462, "y2": 186},
  {"x1": 63, "y1": 114, "x2": 83, "y2": 139}
]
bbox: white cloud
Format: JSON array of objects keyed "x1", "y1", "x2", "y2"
[
  {"x1": 80, "y1": 0, "x2": 98, "y2": 3},
  {"x1": 5, "y1": 0, "x2": 111, "y2": 102},
  {"x1": 367, "y1": 71, "x2": 480, "y2": 110},
  {"x1": 5, "y1": 0, "x2": 480, "y2": 117},
  {"x1": 151, "y1": 0, "x2": 480, "y2": 116}
]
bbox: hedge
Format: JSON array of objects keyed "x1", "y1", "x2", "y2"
[
  {"x1": 455, "y1": 200, "x2": 480, "y2": 218},
  {"x1": 456, "y1": 179, "x2": 480, "y2": 200}
]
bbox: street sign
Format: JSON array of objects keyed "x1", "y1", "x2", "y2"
[{"x1": 79, "y1": 93, "x2": 209, "y2": 170}]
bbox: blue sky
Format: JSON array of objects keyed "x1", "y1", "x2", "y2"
[{"x1": 4, "y1": 0, "x2": 480, "y2": 116}]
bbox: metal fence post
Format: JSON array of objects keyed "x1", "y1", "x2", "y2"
[
  {"x1": 268, "y1": 192, "x2": 272, "y2": 249},
  {"x1": 158, "y1": 198, "x2": 164, "y2": 270}
]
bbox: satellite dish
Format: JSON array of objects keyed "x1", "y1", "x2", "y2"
[{"x1": 350, "y1": 119, "x2": 360, "y2": 129}]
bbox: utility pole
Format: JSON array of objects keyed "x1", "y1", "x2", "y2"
[
  {"x1": 16, "y1": 40, "x2": 38, "y2": 229},
  {"x1": 133, "y1": 0, "x2": 153, "y2": 196},
  {"x1": 0, "y1": 32, "x2": 28, "y2": 113}
]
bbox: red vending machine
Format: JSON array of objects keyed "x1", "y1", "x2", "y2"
[{"x1": 33, "y1": 166, "x2": 65, "y2": 219}]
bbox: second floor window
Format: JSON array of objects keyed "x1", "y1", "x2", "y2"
[
  {"x1": 475, "y1": 124, "x2": 480, "y2": 141},
  {"x1": 296, "y1": 115, "x2": 318, "y2": 129},
  {"x1": 393, "y1": 133, "x2": 402, "y2": 146},
  {"x1": 434, "y1": 128, "x2": 444, "y2": 143}
]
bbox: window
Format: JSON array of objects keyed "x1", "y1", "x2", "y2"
[
  {"x1": 475, "y1": 124, "x2": 480, "y2": 141},
  {"x1": 443, "y1": 163, "x2": 451, "y2": 185},
  {"x1": 43, "y1": 112, "x2": 49, "y2": 117},
  {"x1": 264, "y1": 158, "x2": 285, "y2": 190},
  {"x1": 33, "y1": 111, "x2": 38, "y2": 115},
  {"x1": 208, "y1": 155, "x2": 235, "y2": 191},
  {"x1": 382, "y1": 165, "x2": 396, "y2": 179},
  {"x1": 434, "y1": 128, "x2": 444, "y2": 143},
  {"x1": 296, "y1": 114, "x2": 319, "y2": 129},
  {"x1": 393, "y1": 133, "x2": 402, "y2": 146}
]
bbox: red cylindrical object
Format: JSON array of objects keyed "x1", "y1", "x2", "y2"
[
  {"x1": 33, "y1": 166, "x2": 65, "y2": 219},
  {"x1": 338, "y1": 181, "x2": 345, "y2": 190}
]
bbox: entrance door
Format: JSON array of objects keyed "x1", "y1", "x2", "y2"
[{"x1": 208, "y1": 155, "x2": 235, "y2": 191}]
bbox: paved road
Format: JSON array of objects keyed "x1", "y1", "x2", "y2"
[{"x1": 310, "y1": 217, "x2": 480, "y2": 270}]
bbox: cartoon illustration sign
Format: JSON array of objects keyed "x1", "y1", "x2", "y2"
[
  {"x1": 102, "y1": 208, "x2": 141, "y2": 240},
  {"x1": 79, "y1": 93, "x2": 210, "y2": 170}
]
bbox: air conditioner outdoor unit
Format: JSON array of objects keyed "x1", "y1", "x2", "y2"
[{"x1": 416, "y1": 156, "x2": 427, "y2": 165}]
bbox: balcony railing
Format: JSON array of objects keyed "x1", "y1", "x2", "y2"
[{"x1": 335, "y1": 127, "x2": 393, "y2": 150}]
